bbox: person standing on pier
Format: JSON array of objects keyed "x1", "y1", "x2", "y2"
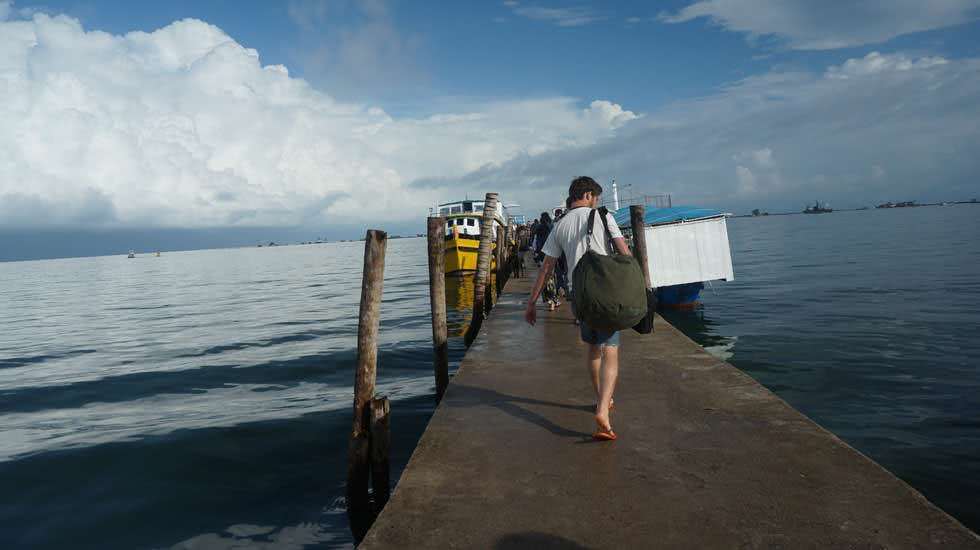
[{"x1": 524, "y1": 176, "x2": 632, "y2": 441}]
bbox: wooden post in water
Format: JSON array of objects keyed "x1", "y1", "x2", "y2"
[
  {"x1": 347, "y1": 229, "x2": 387, "y2": 542},
  {"x1": 369, "y1": 396, "x2": 391, "y2": 515},
  {"x1": 630, "y1": 205, "x2": 652, "y2": 289},
  {"x1": 426, "y1": 217, "x2": 449, "y2": 401},
  {"x1": 466, "y1": 192, "x2": 498, "y2": 346}
]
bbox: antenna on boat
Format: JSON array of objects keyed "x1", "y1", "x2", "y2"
[{"x1": 612, "y1": 178, "x2": 620, "y2": 211}]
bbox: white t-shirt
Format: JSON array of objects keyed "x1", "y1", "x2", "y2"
[{"x1": 541, "y1": 207, "x2": 623, "y2": 286}]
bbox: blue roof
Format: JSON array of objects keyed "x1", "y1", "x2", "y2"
[{"x1": 611, "y1": 205, "x2": 725, "y2": 227}]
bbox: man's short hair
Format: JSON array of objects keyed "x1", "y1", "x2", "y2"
[{"x1": 569, "y1": 176, "x2": 603, "y2": 201}]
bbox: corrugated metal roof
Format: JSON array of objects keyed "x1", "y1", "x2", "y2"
[{"x1": 611, "y1": 205, "x2": 725, "y2": 227}]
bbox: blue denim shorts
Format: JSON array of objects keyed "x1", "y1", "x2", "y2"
[{"x1": 579, "y1": 319, "x2": 620, "y2": 347}]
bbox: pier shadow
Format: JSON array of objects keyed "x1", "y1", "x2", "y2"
[
  {"x1": 451, "y1": 383, "x2": 592, "y2": 439},
  {"x1": 0, "y1": 340, "x2": 436, "y2": 415},
  {"x1": 495, "y1": 531, "x2": 593, "y2": 549}
]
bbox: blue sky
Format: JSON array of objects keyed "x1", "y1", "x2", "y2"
[
  {"x1": 2, "y1": 0, "x2": 980, "y2": 259},
  {"x1": 21, "y1": 0, "x2": 980, "y2": 112}
]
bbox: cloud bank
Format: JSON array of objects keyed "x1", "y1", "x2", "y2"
[
  {"x1": 661, "y1": 0, "x2": 980, "y2": 50},
  {"x1": 455, "y1": 51, "x2": 980, "y2": 211},
  {"x1": 0, "y1": 12, "x2": 634, "y2": 229},
  {"x1": 1, "y1": 6, "x2": 979, "y2": 233}
]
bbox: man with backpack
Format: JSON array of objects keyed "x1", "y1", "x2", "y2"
[{"x1": 524, "y1": 176, "x2": 634, "y2": 441}]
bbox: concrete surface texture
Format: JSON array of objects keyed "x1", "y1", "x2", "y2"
[{"x1": 361, "y1": 269, "x2": 980, "y2": 549}]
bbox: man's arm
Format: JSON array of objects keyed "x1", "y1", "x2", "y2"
[
  {"x1": 524, "y1": 255, "x2": 557, "y2": 325},
  {"x1": 613, "y1": 237, "x2": 632, "y2": 256}
]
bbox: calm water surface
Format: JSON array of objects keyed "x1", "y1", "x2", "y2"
[
  {"x1": 1, "y1": 205, "x2": 978, "y2": 547},
  {"x1": 666, "y1": 205, "x2": 980, "y2": 531}
]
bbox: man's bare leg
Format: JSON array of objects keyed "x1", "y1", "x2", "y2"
[
  {"x1": 595, "y1": 345, "x2": 619, "y2": 433},
  {"x1": 587, "y1": 343, "x2": 601, "y2": 403}
]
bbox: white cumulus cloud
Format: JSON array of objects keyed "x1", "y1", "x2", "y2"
[{"x1": 0, "y1": 12, "x2": 637, "y2": 229}]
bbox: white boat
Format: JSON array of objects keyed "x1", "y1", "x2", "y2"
[
  {"x1": 612, "y1": 196, "x2": 734, "y2": 308},
  {"x1": 430, "y1": 198, "x2": 508, "y2": 274}
]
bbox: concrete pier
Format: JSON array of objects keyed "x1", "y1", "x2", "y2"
[{"x1": 361, "y1": 268, "x2": 980, "y2": 549}]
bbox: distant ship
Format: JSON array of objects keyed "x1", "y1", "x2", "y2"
[
  {"x1": 876, "y1": 201, "x2": 918, "y2": 209},
  {"x1": 127, "y1": 250, "x2": 135, "y2": 258},
  {"x1": 803, "y1": 201, "x2": 832, "y2": 214}
]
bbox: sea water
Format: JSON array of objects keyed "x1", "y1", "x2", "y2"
[{"x1": 1, "y1": 205, "x2": 978, "y2": 547}]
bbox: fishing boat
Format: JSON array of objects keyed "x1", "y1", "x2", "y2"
[
  {"x1": 433, "y1": 199, "x2": 508, "y2": 275},
  {"x1": 127, "y1": 250, "x2": 135, "y2": 259},
  {"x1": 803, "y1": 201, "x2": 833, "y2": 214},
  {"x1": 612, "y1": 198, "x2": 735, "y2": 309}
]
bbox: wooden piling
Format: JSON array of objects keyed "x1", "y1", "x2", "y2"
[
  {"x1": 629, "y1": 205, "x2": 652, "y2": 289},
  {"x1": 495, "y1": 225, "x2": 505, "y2": 296},
  {"x1": 466, "y1": 192, "x2": 498, "y2": 346},
  {"x1": 347, "y1": 229, "x2": 387, "y2": 542},
  {"x1": 426, "y1": 217, "x2": 449, "y2": 401},
  {"x1": 369, "y1": 396, "x2": 391, "y2": 515}
]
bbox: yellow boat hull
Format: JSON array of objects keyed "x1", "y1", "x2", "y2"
[{"x1": 445, "y1": 235, "x2": 495, "y2": 275}]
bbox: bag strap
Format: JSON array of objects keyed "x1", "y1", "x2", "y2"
[
  {"x1": 597, "y1": 207, "x2": 616, "y2": 252},
  {"x1": 586, "y1": 207, "x2": 615, "y2": 253},
  {"x1": 586, "y1": 208, "x2": 598, "y2": 251}
]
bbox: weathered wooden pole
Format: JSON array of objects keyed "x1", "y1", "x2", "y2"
[
  {"x1": 347, "y1": 229, "x2": 387, "y2": 542},
  {"x1": 630, "y1": 205, "x2": 652, "y2": 288},
  {"x1": 494, "y1": 225, "x2": 505, "y2": 297},
  {"x1": 504, "y1": 221, "x2": 514, "y2": 280},
  {"x1": 369, "y1": 396, "x2": 391, "y2": 515},
  {"x1": 465, "y1": 192, "x2": 498, "y2": 346},
  {"x1": 426, "y1": 217, "x2": 449, "y2": 401}
]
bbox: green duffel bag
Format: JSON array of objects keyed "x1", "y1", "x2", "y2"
[{"x1": 572, "y1": 208, "x2": 648, "y2": 332}]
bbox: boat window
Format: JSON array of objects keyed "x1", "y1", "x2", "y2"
[
  {"x1": 439, "y1": 207, "x2": 450, "y2": 216},
  {"x1": 466, "y1": 219, "x2": 475, "y2": 226},
  {"x1": 463, "y1": 201, "x2": 473, "y2": 212},
  {"x1": 451, "y1": 205, "x2": 462, "y2": 214}
]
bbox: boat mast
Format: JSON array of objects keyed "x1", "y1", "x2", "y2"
[{"x1": 612, "y1": 178, "x2": 620, "y2": 210}]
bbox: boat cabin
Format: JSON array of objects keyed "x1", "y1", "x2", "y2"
[
  {"x1": 437, "y1": 200, "x2": 486, "y2": 217},
  {"x1": 445, "y1": 215, "x2": 484, "y2": 237},
  {"x1": 435, "y1": 199, "x2": 508, "y2": 239},
  {"x1": 611, "y1": 205, "x2": 735, "y2": 289}
]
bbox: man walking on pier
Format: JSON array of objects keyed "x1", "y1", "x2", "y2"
[{"x1": 524, "y1": 176, "x2": 632, "y2": 441}]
